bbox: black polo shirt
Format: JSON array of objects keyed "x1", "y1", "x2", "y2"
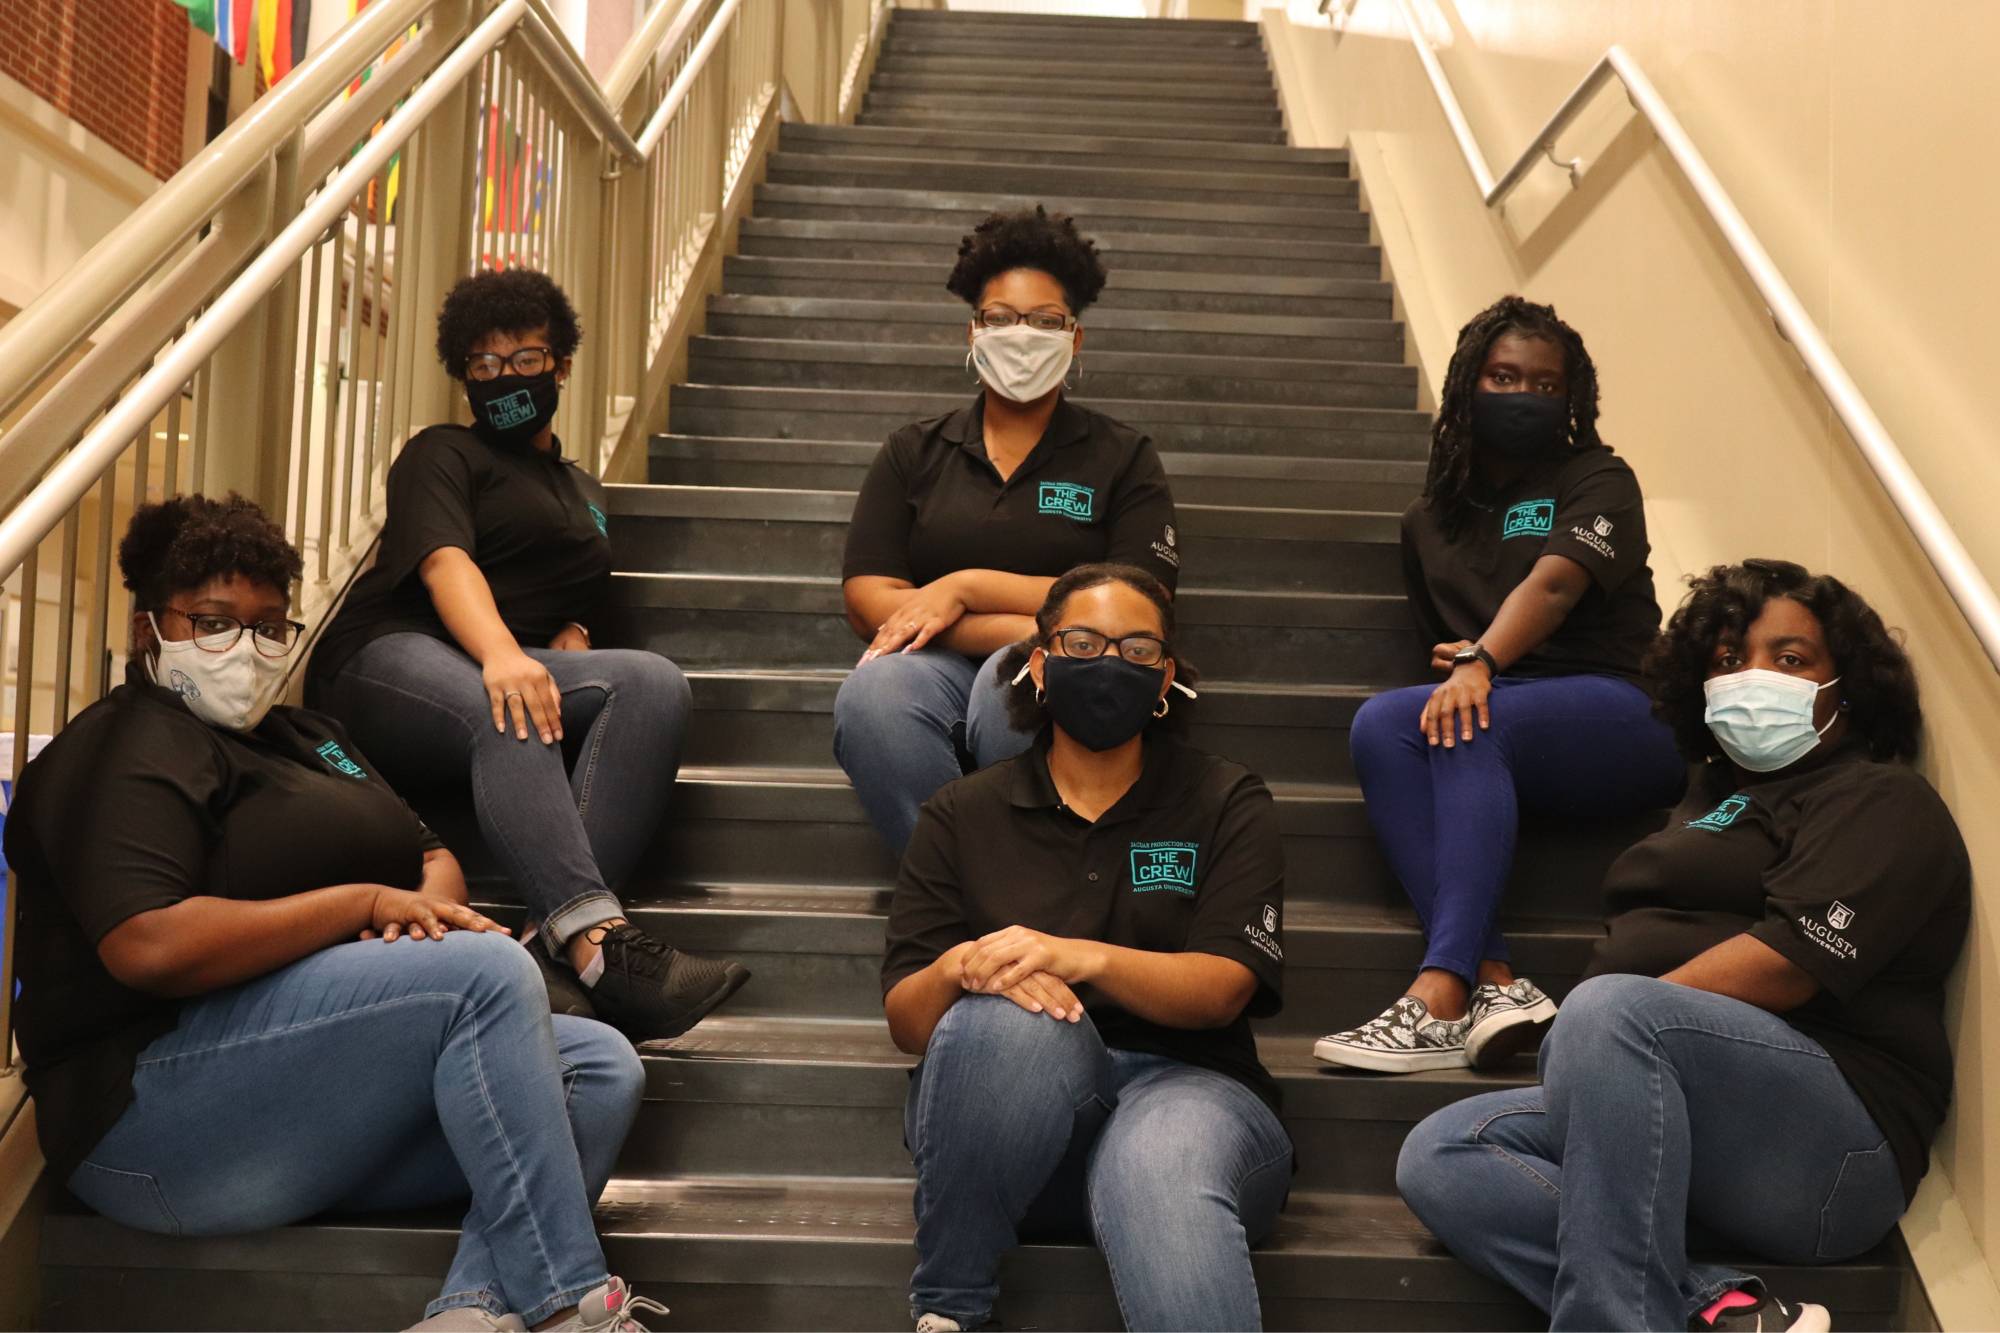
[
  {"x1": 1402, "y1": 445, "x2": 1660, "y2": 680},
  {"x1": 883, "y1": 731, "x2": 1284, "y2": 1111},
  {"x1": 1585, "y1": 738, "x2": 1970, "y2": 1201},
  {"x1": 842, "y1": 392, "x2": 1180, "y2": 592},
  {"x1": 308, "y1": 424, "x2": 611, "y2": 694},
  {"x1": 4, "y1": 670, "x2": 441, "y2": 1184}
]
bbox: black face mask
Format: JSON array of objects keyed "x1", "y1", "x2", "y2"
[
  {"x1": 1472, "y1": 390, "x2": 1568, "y2": 460},
  {"x1": 465, "y1": 371, "x2": 560, "y2": 448},
  {"x1": 1042, "y1": 653, "x2": 1166, "y2": 752}
]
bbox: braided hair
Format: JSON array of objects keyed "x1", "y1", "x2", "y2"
[{"x1": 1423, "y1": 295, "x2": 1602, "y2": 539}]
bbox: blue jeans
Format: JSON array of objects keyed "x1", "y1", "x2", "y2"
[
  {"x1": 1350, "y1": 674, "x2": 1684, "y2": 980},
  {"x1": 832, "y1": 645, "x2": 1035, "y2": 854},
  {"x1": 67, "y1": 932, "x2": 644, "y2": 1324},
  {"x1": 322, "y1": 633, "x2": 693, "y2": 948},
  {"x1": 906, "y1": 995, "x2": 1293, "y2": 1331},
  {"x1": 1397, "y1": 975, "x2": 1907, "y2": 1331}
]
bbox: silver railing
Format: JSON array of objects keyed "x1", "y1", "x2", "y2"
[
  {"x1": 1323, "y1": 0, "x2": 2000, "y2": 672},
  {"x1": 0, "y1": 0, "x2": 905, "y2": 1068}
]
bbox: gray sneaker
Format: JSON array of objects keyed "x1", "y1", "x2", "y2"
[
  {"x1": 1313, "y1": 996, "x2": 1470, "y2": 1073},
  {"x1": 405, "y1": 1309, "x2": 527, "y2": 1331},
  {"x1": 542, "y1": 1278, "x2": 669, "y2": 1332},
  {"x1": 1465, "y1": 978, "x2": 1559, "y2": 1069}
]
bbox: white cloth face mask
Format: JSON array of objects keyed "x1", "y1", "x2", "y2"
[
  {"x1": 146, "y1": 613, "x2": 290, "y2": 732},
  {"x1": 970, "y1": 324, "x2": 1074, "y2": 404},
  {"x1": 1702, "y1": 668, "x2": 1842, "y2": 773}
]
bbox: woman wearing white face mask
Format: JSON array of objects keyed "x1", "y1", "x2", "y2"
[
  {"x1": 5, "y1": 495, "x2": 670, "y2": 1331},
  {"x1": 1396, "y1": 559, "x2": 1968, "y2": 1333},
  {"x1": 837, "y1": 206, "x2": 1180, "y2": 854}
]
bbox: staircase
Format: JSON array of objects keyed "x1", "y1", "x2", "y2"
[{"x1": 41, "y1": 9, "x2": 1911, "y2": 1330}]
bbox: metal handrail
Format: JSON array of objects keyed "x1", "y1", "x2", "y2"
[{"x1": 1353, "y1": 0, "x2": 2000, "y2": 672}]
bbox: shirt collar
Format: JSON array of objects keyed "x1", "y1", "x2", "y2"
[
  {"x1": 942, "y1": 391, "x2": 1091, "y2": 462},
  {"x1": 1007, "y1": 727, "x2": 1186, "y2": 827}
]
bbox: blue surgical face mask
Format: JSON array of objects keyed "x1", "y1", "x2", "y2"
[{"x1": 1702, "y1": 668, "x2": 1842, "y2": 773}]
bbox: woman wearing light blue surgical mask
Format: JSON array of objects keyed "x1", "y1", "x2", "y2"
[
  {"x1": 836, "y1": 206, "x2": 1180, "y2": 856},
  {"x1": 1397, "y1": 558, "x2": 1968, "y2": 1332}
]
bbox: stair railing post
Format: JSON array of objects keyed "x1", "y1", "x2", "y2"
[
  {"x1": 256, "y1": 130, "x2": 309, "y2": 545},
  {"x1": 196, "y1": 162, "x2": 282, "y2": 514},
  {"x1": 397, "y1": 0, "x2": 481, "y2": 436}
]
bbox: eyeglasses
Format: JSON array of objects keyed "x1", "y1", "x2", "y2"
[
  {"x1": 1048, "y1": 627, "x2": 1168, "y2": 668},
  {"x1": 464, "y1": 347, "x2": 555, "y2": 381},
  {"x1": 163, "y1": 608, "x2": 307, "y2": 657},
  {"x1": 975, "y1": 306, "x2": 1075, "y2": 333}
]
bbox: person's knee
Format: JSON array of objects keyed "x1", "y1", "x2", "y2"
[
  {"x1": 1542, "y1": 974, "x2": 1665, "y2": 1066},
  {"x1": 612, "y1": 650, "x2": 690, "y2": 714},
  {"x1": 833, "y1": 655, "x2": 929, "y2": 752},
  {"x1": 1349, "y1": 688, "x2": 1421, "y2": 768},
  {"x1": 436, "y1": 931, "x2": 545, "y2": 1009},
  {"x1": 927, "y1": 995, "x2": 1096, "y2": 1087},
  {"x1": 577, "y1": 1020, "x2": 646, "y2": 1116}
]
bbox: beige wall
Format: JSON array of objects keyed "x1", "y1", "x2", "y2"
[{"x1": 1260, "y1": 0, "x2": 2000, "y2": 1323}]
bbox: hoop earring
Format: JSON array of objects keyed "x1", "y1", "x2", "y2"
[
  {"x1": 1035, "y1": 685, "x2": 1046, "y2": 704},
  {"x1": 1152, "y1": 695, "x2": 1169, "y2": 719},
  {"x1": 1064, "y1": 354, "x2": 1082, "y2": 392}
]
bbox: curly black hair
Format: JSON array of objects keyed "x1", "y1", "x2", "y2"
[
  {"x1": 1645, "y1": 558, "x2": 1922, "y2": 764},
  {"x1": 995, "y1": 563, "x2": 1197, "y2": 733},
  {"x1": 118, "y1": 493, "x2": 303, "y2": 612},
  {"x1": 945, "y1": 206, "x2": 1108, "y2": 315},
  {"x1": 1424, "y1": 295, "x2": 1602, "y2": 539},
  {"x1": 434, "y1": 268, "x2": 583, "y2": 381}
]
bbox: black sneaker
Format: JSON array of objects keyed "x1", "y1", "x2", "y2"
[
  {"x1": 1691, "y1": 1291, "x2": 1830, "y2": 1332},
  {"x1": 586, "y1": 923, "x2": 750, "y2": 1042}
]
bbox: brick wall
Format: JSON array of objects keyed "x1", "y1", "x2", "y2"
[{"x1": 0, "y1": 0, "x2": 191, "y2": 180}]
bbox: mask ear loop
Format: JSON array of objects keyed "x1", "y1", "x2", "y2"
[
  {"x1": 1010, "y1": 654, "x2": 1046, "y2": 704},
  {"x1": 965, "y1": 346, "x2": 978, "y2": 382}
]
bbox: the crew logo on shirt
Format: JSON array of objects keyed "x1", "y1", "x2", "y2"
[
  {"x1": 1828, "y1": 900, "x2": 1856, "y2": 930},
  {"x1": 315, "y1": 740, "x2": 369, "y2": 781},
  {"x1": 1037, "y1": 482, "x2": 1096, "y2": 522},
  {"x1": 1129, "y1": 839, "x2": 1199, "y2": 895},
  {"x1": 1687, "y1": 793, "x2": 1751, "y2": 830},
  {"x1": 587, "y1": 502, "x2": 608, "y2": 536},
  {"x1": 486, "y1": 387, "x2": 539, "y2": 431},
  {"x1": 1502, "y1": 498, "x2": 1555, "y2": 540}
]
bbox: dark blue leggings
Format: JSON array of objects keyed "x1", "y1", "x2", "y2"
[{"x1": 1349, "y1": 674, "x2": 1684, "y2": 982}]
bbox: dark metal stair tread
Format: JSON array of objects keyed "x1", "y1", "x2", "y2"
[
  {"x1": 766, "y1": 154, "x2": 1346, "y2": 200},
  {"x1": 778, "y1": 123, "x2": 1347, "y2": 167},
  {"x1": 705, "y1": 294, "x2": 1403, "y2": 339},
  {"x1": 739, "y1": 213, "x2": 1370, "y2": 259},
  {"x1": 756, "y1": 182, "x2": 1355, "y2": 227},
  {"x1": 671, "y1": 383, "x2": 1430, "y2": 431}
]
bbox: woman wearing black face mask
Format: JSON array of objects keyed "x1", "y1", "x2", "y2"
[
  {"x1": 310, "y1": 268, "x2": 748, "y2": 1044},
  {"x1": 1314, "y1": 296, "x2": 1684, "y2": 1077},
  {"x1": 881, "y1": 563, "x2": 1291, "y2": 1333}
]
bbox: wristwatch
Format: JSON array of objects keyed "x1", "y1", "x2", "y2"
[{"x1": 1452, "y1": 643, "x2": 1499, "y2": 677}]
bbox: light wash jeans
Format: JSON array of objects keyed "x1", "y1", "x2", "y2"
[
  {"x1": 322, "y1": 632, "x2": 693, "y2": 948},
  {"x1": 832, "y1": 645, "x2": 1035, "y2": 854},
  {"x1": 906, "y1": 994, "x2": 1294, "y2": 1331},
  {"x1": 1396, "y1": 974, "x2": 1907, "y2": 1331},
  {"x1": 68, "y1": 932, "x2": 644, "y2": 1325}
]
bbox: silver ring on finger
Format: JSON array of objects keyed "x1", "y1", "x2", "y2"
[{"x1": 505, "y1": 690, "x2": 525, "y2": 700}]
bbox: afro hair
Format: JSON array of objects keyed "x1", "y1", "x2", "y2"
[
  {"x1": 434, "y1": 267, "x2": 583, "y2": 381},
  {"x1": 945, "y1": 206, "x2": 1108, "y2": 315},
  {"x1": 118, "y1": 493, "x2": 303, "y2": 611}
]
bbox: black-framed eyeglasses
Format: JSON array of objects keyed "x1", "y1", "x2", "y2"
[
  {"x1": 1047, "y1": 626, "x2": 1168, "y2": 668},
  {"x1": 163, "y1": 608, "x2": 307, "y2": 658},
  {"x1": 464, "y1": 347, "x2": 555, "y2": 381},
  {"x1": 975, "y1": 306, "x2": 1075, "y2": 333}
]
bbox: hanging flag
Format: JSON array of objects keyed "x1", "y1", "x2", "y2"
[
  {"x1": 217, "y1": 0, "x2": 252, "y2": 63},
  {"x1": 172, "y1": 0, "x2": 217, "y2": 40},
  {"x1": 256, "y1": 0, "x2": 304, "y2": 85}
]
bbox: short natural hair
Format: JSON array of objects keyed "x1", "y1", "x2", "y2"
[
  {"x1": 118, "y1": 493, "x2": 302, "y2": 611},
  {"x1": 945, "y1": 206, "x2": 1109, "y2": 315},
  {"x1": 434, "y1": 267, "x2": 583, "y2": 381},
  {"x1": 994, "y1": 563, "x2": 1196, "y2": 733},
  {"x1": 1645, "y1": 558, "x2": 1922, "y2": 763}
]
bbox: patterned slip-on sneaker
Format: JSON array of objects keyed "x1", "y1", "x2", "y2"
[
  {"x1": 1464, "y1": 978, "x2": 1560, "y2": 1070},
  {"x1": 1312, "y1": 996, "x2": 1470, "y2": 1073}
]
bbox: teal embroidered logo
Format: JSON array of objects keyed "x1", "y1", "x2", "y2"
[
  {"x1": 1038, "y1": 482, "x2": 1096, "y2": 521},
  {"x1": 484, "y1": 387, "x2": 539, "y2": 431},
  {"x1": 587, "y1": 502, "x2": 608, "y2": 536},
  {"x1": 316, "y1": 740, "x2": 369, "y2": 781},
  {"x1": 1687, "y1": 794, "x2": 1750, "y2": 831},
  {"x1": 1502, "y1": 498, "x2": 1556, "y2": 540},
  {"x1": 1130, "y1": 840, "x2": 1199, "y2": 895}
]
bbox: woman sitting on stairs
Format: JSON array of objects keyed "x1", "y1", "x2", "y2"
[
  {"x1": 1314, "y1": 295, "x2": 1686, "y2": 1075},
  {"x1": 1398, "y1": 560, "x2": 1969, "y2": 1332},
  {"x1": 882, "y1": 564, "x2": 1290, "y2": 1333},
  {"x1": 6, "y1": 496, "x2": 665, "y2": 1331},
  {"x1": 308, "y1": 267, "x2": 748, "y2": 1044},
  {"x1": 835, "y1": 205, "x2": 1181, "y2": 855}
]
